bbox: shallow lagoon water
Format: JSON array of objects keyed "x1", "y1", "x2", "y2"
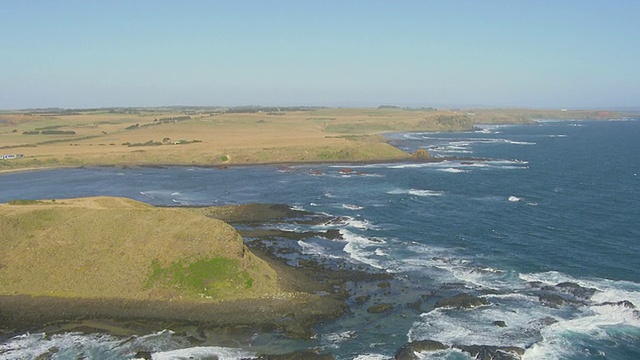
[{"x1": 1, "y1": 120, "x2": 639, "y2": 359}]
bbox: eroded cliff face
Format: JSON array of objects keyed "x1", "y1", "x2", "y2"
[{"x1": 0, "y1": 196, "x2": 279, "y2": 301}]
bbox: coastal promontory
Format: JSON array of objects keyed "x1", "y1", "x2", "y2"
[{"x1": 0, "y1": 197, "x2": 342, "y2": 335}]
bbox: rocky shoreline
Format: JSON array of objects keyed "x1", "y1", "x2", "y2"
[{"x1": 3, "y1": 199, "x2": 637, "y2": 358}]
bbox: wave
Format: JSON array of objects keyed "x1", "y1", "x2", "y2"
[
  {"x1": 0, "y1": 330, "x2": 257, "y2": 360},
  {"x1": 388, "y1": 189, "x2": 445, "y2": 197},
  {"x1": 543, "y1": 134, "x2": 568, "y2": 138},
  {"x1": 438, "y1": 168, "x2": 469, "y2": 173},
  {"x1": 505, "y1": 140, "x2": 536, "y2": 145},
  {"x1": 408, "y1": 295, "x2": 562, "y2": 349},
  {"x1": 322, "y1": 330, "x2": 358, "y2": 348},
  {"x1": 153, "y1": 346, "x2": 255, "y2": 360},
  {"x1": 405, "y1": 267, "x2": 640, "y2": 359},
  {"x1": 353, "y1": 355, "x2": 392, "y2": 360},
  {"x1": 332, "y1": 217, "x2": 375, "y2": 230},
  {"x1": 342, "y1": 204, "x2": 364, "y2": 210},
  {"x1": 340, "y1": 229, "x2": 387, "y2": 270}
]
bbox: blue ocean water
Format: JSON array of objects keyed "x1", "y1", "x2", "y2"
[{"x1": 0, "y1": 119, "x2": 639, "y2": 359}]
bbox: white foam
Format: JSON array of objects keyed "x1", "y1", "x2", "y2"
[
  {"x1": 387, "y1": 163, "x2": 442, "y2": 169},
  {"x1": 409, "y1": 294, "x2": 564, "y2": 349},
  {"x1": 375, "y1": 248, "x2": 388, "y2": 256},
  {"x1": 152, "y1": 346, "x2": 255, "y2": 360},
  {"x1": 388, "y1": 189, "x2": 444, "y2": 197},
  {"x1": 340, "y1": 229, "x2": 386, "y2": 269},
  {"x1": 353, "y1": 354, "x2": 389, "y2": 360},
  {"x1": 508, "y1": 196, "x2": 521, "y2": 202},
  {"x1": 0, "y1": 333, "x2": 105, "y2": 360},
  {"x1": 323, "y1": 330, "x2": 358, "y2": 348},
  {"x1": 438, "y1": 168, "x2": 469, "y2": 173},
  {"x1": 522, "y1": 305, "x2": 640, "y2": 360},
  {"x1": 343, "y1": 204, "x2": 364, "y2": 210},
  {"x1": 298, "y1": 240, "x2": 340, "y2": 259},
  {"x1": 0, "y1": 332, "x2": 191, "y2": 360},
  {"x1": 347, "y1": 217, "x2": 376, "y2": 230},
  {"x1": 515, "y1": 271, "x2": 640, "y2": 358},
  {"x1": 505, "y1": 140, "x2": 536, "y2": 145}
]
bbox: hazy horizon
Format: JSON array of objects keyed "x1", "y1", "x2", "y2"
[{"x1": 2, "y1": 1, "x2": 639, "y2": 110}]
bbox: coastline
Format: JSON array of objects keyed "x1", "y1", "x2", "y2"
[{"x1": 0, "y1": 155, "x2": 483, "y2": 177}]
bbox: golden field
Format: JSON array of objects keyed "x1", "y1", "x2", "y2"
[{"x1": 0, "y1": 107, "x2": 618, "y2": 171}]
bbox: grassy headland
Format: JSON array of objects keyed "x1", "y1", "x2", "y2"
[
  {"x1": 0, "y1": 107, "x2": 623, "y2": 171},
  {"x1": 0, "y1": 197, "x2": 343, "y2": 335}
]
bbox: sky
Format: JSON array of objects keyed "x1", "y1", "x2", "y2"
[{"x1": 1, "y1": 0, "x2": 639, "y2": 109}]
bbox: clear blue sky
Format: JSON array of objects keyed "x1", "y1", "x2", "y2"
[{"x1": 1, "y1": 0, "x2": 639, "y2": 109}]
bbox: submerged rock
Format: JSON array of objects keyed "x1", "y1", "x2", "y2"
[
  {"x1": 493, "y1": 320, "x2": 507, "y2": 327},
  {"x1": 367, "y1": 303, "x2": 393, "y2": 313},
  {"x1": 434, "y1": 293, "x2": 489, "y2": 309},
  {"x1": 395, "y1": 340, "x2": 448, "y2": 360}
]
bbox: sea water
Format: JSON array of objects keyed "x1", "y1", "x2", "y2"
[{"x1": 0, "y1": 119, "x2": 639, "y2": 359}]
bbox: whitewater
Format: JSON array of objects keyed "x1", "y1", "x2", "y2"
[{"x1": 0, "y1": 119, "x2": 639, "y2": 359}]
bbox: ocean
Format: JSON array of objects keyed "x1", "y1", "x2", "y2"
[{"x1": 0, "y1": 119, "x2": 639, "y2": 359}]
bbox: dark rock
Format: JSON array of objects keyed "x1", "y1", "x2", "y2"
[
  {"x1": 555, "y1": 282, "x2": 598, "y2": 299},
  {"x1": 367, "y1": 303, "x2": 393, "y2": 313},
  {"x1": 395, "y1": 340, "x2": 448, "y2": 360},
  {"x1": 134, "y1": 351, "x2": 153, "y2": 360},
  {"x1": 531, "y1": 317, "x2": 559, "y2": 327},
  {"x1": 493, "y1": 320, "x2": 507, "y2": 327},
  {"x1": 407, "y1": 300, "x2": 422, "y2": 311},
  {"x1": 355, "y1": 295, "x2": 371, "y2": 304},
  {"x1": 434, "y1": 293, "x2": 489, "y2": 309},
  {"x1": 455, "y1": 345, "x2": 524, "y2": 360},
  {"x1": 598, "y1": 300, "x2": 636, "y2": 309},
  {"x1": 421, "y1": 292, "x2": 435, "y2": 300},
  {"x1": 538, "y1": 294, "x2": 568, "y2": 308},
  {"x1": 377, "y1": 281, "x2": 391, "y2": 289}
]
